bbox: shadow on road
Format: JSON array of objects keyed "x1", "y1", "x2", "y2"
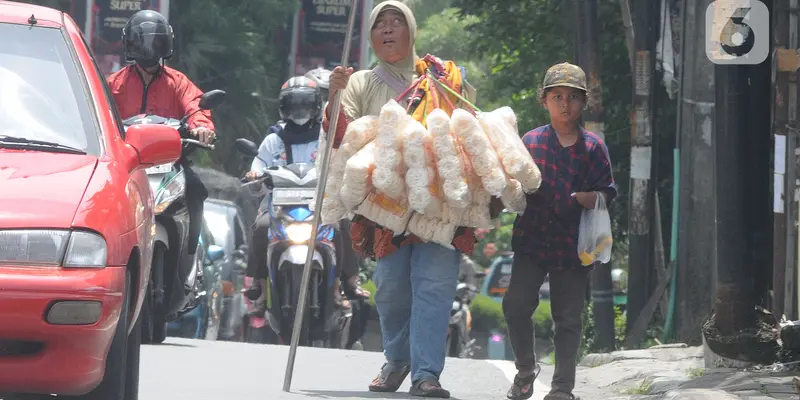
[{"x1": 299, "y1": 390, "x2": 463, "y2": 399}]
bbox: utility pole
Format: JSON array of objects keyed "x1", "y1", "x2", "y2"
[
  {"x1": 675, "y1": 0, "x2": 716, "y2": 344},
  {"x1": 772, "y1": 0, "x2": 790, "y2": 318},
  {"x1": 782, "y1": 0, "x2": 799, "y2": 321},
  {"x1": 575, "y1": 0, "x2": 615, "y2": 352},
  {"x1": 712, "y1": 63, "x2": 755, "y2": 337},
  {"x1": 626, "y1": 0, "x2": 657, "y2": 336}
]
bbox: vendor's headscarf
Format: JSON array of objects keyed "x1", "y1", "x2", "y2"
[
  {"x1": 369, "y1": 1, "x2": 419, "y2": 87},
  {"x1": 335, "y1": 1, "x2": 421, "y2": 119}
]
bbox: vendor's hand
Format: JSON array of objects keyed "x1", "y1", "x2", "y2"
[
  {"x1": 329, "y1": 66, "x2": 354, "y2": 99},
  {"x1": 191, "y1": 126, "x2": 215, "y2": 145},
  {"x1": 246, "y1": 170, "x2": 261, "y2": 181},
  {"x1": 574, "y1": 191, "x2": 600, "y2": 209}
]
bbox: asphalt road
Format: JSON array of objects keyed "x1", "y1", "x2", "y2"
[{"x1": 140, "y1": 338, "x2": 554, "y2": 400}]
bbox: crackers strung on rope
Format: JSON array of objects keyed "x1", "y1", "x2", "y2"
[{"x1": 319, "y1": 100, "x2": 542, "y2": 247}]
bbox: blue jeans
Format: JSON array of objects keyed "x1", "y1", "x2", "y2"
[{"x1": 373, "y1": 242, "x2": 461, "y2": 384}]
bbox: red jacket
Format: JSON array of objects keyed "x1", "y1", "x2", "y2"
[{"x1": 106, "y1": 65, "x2": 215, "y2": 131}]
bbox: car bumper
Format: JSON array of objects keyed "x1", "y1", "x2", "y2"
[{"x1": 0, "y1": 265, "x2": 126, "y2": 395}]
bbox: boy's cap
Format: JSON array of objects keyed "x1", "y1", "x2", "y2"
[{"x1": 542, "y1": 62, "x2": 588, "y2": 92}]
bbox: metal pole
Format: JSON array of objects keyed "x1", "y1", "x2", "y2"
[
  {"x1": 626, "y1": 0, "x2": 656, "y2": 336},
  {"x1": 282, "y1": 0, "x2": 360, "y2": 392}
]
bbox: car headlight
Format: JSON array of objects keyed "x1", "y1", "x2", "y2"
[
  {"x1": 0, "y1": 229, "x2": 107, "y2": 267},
  {"x1": 285, "y1": 223, "x2": 312, "y2": 244},
  {"x1": 154, "y1": 171, "x2": 186, "y2": 214}
]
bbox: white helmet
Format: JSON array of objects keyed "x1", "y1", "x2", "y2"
[{"x1": 305, "y1": 67, "x2": 331, "y2": 91}]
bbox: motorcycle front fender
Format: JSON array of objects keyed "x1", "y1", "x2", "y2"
[{"x1": 278, "y1": 244, "x2": 324, "y2": 269}]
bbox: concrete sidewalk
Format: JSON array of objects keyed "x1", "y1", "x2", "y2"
[{"x1": 568, "y1": 344, "x2": 799, "y2": 399}]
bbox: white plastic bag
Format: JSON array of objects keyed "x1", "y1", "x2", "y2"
[{"x1": 577, "y1": 192, "x2": 613, "y2": 266}]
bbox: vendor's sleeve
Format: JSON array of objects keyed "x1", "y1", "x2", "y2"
[
  {"x1": 323, "y1": 73, "x2": 363, "y2": 148},
  {"x1": 587, "y1": 141, "x2": 618, "y2": 204}
]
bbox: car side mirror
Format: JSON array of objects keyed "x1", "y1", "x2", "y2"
[
  {"x1": 125, "y1": 124, "x2": 181, "y2": 166},
  {"x1": 207, "y1": 244, "x2": 225, "y2": 263}
]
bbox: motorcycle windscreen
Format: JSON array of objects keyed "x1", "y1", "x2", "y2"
[{"x1": 271, "y1": 187, "x2": 316, "y2": 206}]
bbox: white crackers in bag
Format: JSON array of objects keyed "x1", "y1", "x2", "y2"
[
  {"x1": 450, "y1": 109, "x2": 507, "y2": 196},
  {"x1": 340, "y1": 141, "x2": 377, "y2": 210},
  {"x1": 406, "y1": 213, "x2": 457, "y2": 249},
  {"x1": 356, "y1": 190, "x2": 413, "y2": 235},
  {"x1": 372, "y1": 100, "x2": 410, "y2": 200},
  {"x1": 319, "y1": 116, "x2": 379, "y2": 222},
  {"x1": 427, "y1": 109, "x2": 471, "y2": 209},
  {"x1": 404, "y1": 120, "x2": 442, "y2": 215},
  {"x1": 478, "y1": 107, "x2": 542, "y2": 193}
]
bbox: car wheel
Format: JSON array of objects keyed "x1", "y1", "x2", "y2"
[
  {"x1": 69, "y1": 269, "x2": 140, "y2": 400},
  {"x1": 143, "y1": 246, "x2": 167, "y2": 344}
]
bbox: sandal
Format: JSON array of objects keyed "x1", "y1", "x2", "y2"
[
  {"x1": 409, "y1": 379, "x2": 450, "y2": 398},
  {"x1": 543, "y1": 392, "x2": 580, "y2": 400},
  {"x1": 507, "y1": 365, "x2": 541, "y2": 400},
  {"x1": 368, "y1": 363, "x2": 411, "y2": 393}
]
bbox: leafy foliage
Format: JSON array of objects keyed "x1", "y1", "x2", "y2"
[{"x1": 166, "y1": 0, "x2": 298, "y2": 175}]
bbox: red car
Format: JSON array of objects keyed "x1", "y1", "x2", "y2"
[{"x1": 0, "y1": 2, "x2": 182, "y2": 399}]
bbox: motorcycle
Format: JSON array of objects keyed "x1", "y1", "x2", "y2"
[
  {"x1": 234, "y1": 138, "x2": 352, "y2": 349},
  {"x1": 122, "y1": 89, "x2": 226, "y2": 344},
  {"x1": 446, "y1": 282, "x2": 478, "y2": 358}
]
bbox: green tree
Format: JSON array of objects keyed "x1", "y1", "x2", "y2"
[{"x1": 167, "y1": 0, "x2": 298, "y2": 176}]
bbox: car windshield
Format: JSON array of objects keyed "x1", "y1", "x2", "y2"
[{"x1": 0, "y1": 23, "x2": 99, "y2": 154}]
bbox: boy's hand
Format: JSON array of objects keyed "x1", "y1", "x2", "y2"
[{"x1": 574, "y1": 191, "x2": 599, "y2": 209}]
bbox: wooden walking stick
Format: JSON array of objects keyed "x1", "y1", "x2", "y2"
[{"x1": 282, "y1": 0, "x2": 360, "y2": 392}]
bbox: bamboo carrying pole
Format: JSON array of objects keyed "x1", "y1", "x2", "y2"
[{"x1": 282, "y1": 0, "x2": 360, "y2": 392}]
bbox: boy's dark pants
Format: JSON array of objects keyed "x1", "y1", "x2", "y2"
[{"x1": 502, "y1": 253, "x2": 589, "y2": 394}]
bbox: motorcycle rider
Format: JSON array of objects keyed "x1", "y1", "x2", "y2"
[
  {"x1": 107, "y1": 10, "x2": 216, "y2": 296},
  {"x1": 244, "y1": 75, "x2": 369, "y2": 348}
]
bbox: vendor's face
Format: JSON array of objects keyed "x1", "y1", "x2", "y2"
[
  {"x1": 544, "y1": 86, "x2": 586, "y2": 124},
  {"x1": 371, "y1": 9, "x2": 410, "y2": 63}
]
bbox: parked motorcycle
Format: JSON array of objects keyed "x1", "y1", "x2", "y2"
[
  {"x1": 446, "y1": 282, "x2": 478, "y2": 358},
  {"x1": 123, "y1": 89, "x2": 226, "y2": 344},
  {"x1": 234, "y1": 138, "x2": 352, "y2": 348}
]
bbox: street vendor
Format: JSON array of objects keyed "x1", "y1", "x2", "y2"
[
  {"x1": 323, "y1": 1, "x2": 500, "y2": 398},
  {"x1": 502, "y1": 63, "x2": 618, "y2": 400}
]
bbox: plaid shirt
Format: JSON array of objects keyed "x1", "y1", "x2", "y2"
[{"x1": 512, "y1": 124, "x2": 618, "y2": 271}]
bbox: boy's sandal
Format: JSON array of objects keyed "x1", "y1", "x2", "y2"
[
  {"x1": 543, "y1": 392, "x2": 580, "y2": 400},
  {"x1": 368, "y1": 363, "x2": 411, "y2": 393},
  {"x1": 409, "y1": 379, "x2": 450, "y2": 398},
  {"x1": 507, "y1": 365, "x2": 541, "y2": 400}
]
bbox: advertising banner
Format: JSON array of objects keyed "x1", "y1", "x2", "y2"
[
  {"x1": 82, "y1": 0, "x2": 167, "y2": 76},
  {"x1": 291, "y1": 0, "x2": 371, "y2": 77}
]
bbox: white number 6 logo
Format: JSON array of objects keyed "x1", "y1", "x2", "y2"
[{"x1": 705, "y1": 0, "x2": 769, "y2": 65}]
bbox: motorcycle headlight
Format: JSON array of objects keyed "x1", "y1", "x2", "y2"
[
  {"x1": 451, "y1": 300, "x2": 461, "y2": 312},
  {"x1": 154, "y1": 171, "x2": 186, "y2": 214},
  {"x1": 0, "y1": 229, "x2": 107, "y2": 267},
  {"x1": 285, "y1": 223, "x2": 313, "y2": 244}
]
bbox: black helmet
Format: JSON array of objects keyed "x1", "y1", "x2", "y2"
[
  {"x1": 279, "y1": 76, "x2": 322, "y2": 126},
  {"x1": 122, "y1": 10, "x2": 173, "y2": 68}
]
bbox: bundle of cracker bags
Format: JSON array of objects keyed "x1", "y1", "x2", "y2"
[{"x1": 316, "y1": 99, "x2": 541, "y2": 248}]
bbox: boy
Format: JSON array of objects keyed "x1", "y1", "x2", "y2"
[{"x1": 504, "y1": 62, "x2": 618, "y2": 400}]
